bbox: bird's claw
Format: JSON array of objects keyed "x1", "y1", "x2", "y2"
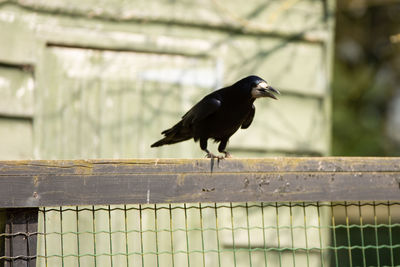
[
  {"x1": 223, "y1": 152, "x2": 232, "y2": 158},
  {"x1": 205, "y1": 152, "x2": 232, "y2": 159},
  {"x1": 205, "y1": 153, "x2": 224, "y2": 160}
]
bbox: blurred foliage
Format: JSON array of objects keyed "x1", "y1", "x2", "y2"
[{"x1": 332, "y1": 0, "x2": 400, "y2": 156}]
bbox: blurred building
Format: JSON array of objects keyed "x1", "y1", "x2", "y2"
[
  {"x1": 0, "y1": 1, "x2": 336, "y2": 267},
  {"x1": 0, "y1": 0, "x2": 334, "y2": 160}
]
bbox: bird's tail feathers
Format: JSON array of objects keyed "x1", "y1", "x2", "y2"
[
  {"x1": 150, "y1": 138, "x2": 169, "y2": 147},
  {"x1": 151, "y1": 121, "x2": 191, "y2": 147}
]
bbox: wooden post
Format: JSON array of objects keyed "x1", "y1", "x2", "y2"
[{"x1": 1, "y1": 208, "x2": 38, "y2": 267}]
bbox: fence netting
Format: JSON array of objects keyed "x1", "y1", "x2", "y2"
[{"x1": 2, "y1": 201, "x2": 400, "y2": 267}]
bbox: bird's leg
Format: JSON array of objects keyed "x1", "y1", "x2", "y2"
[
  {"x1": 200, "y1": 138, "x2": 222, "y2": 159},
  {"x1": 218, "y1": 139, "x2": 232, "y2": 158}
]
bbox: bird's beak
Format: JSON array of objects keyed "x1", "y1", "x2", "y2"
[
  {"x1": 256, "y1": 82, "x2": 280, "y2": 100},
  {"x1": 265, "y1": 86, "x2": 281, "y2": 100}
]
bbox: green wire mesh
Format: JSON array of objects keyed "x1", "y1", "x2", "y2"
[{"x1": 2, "y1": 202, "x2": 400, "y2": 267}]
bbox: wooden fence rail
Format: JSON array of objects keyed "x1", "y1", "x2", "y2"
[{"x1": 1, "y1": 157, "x2": 400, "y2": 208}]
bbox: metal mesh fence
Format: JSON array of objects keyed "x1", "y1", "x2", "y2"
[{"x1": 2, "y1": 201, "x2": 400, "y2": 267}]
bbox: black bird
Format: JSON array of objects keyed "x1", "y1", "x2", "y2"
[{"x1": 151, "y1": 75, "x2": 280, "y2": 158}]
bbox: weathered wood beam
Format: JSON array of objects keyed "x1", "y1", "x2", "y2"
[{"x1": 0, "y1": 158, "x2": 399, "y2": 207}]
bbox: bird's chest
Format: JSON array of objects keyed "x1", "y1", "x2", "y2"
[{"x1": 204, "y1": 103, "x2": 251, "y2": 137}]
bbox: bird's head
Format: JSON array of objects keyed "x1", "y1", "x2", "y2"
[{"x1": 246, "y1": 75, "x2": 280, "y2": 100}]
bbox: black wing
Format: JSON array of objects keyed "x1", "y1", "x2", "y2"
[
  {"x1": 181, "y1": 96, "x2": 221, "y2": 127},
  {"x1": 241, "y1": 104, "x2": 255, "y2": 129}
]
